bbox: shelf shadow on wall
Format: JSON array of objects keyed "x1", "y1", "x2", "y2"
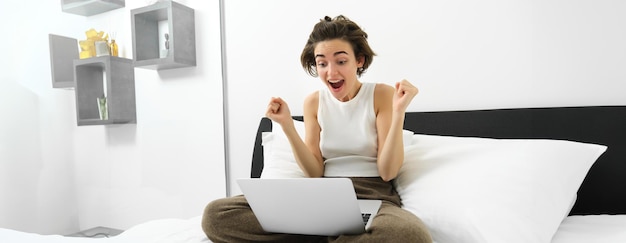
[{"x1": 105, "y1": 124, "x2": 137, "y2": 145}]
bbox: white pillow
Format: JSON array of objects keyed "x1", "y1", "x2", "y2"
[
  {"x1": 261, "y1": 119, "x2": 415, "y2": 178},
  {"x1": 260, "y1": 120, "x2": 307, "y2": 178},
  {"x1": 394, "y1": 134, "x2": 607, "y2": 243}
]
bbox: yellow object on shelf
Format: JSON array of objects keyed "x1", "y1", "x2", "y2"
[
  {"x1": 79, "y1": 28, "x2": 110, "y2": 59},
  {"x1": 85, "y1": 29, "x2": 98, "y2": 38},
  {"x1": 110, "y1": 39, "x2": 118, "y2": 57},
  {"x1": 80, "y1": 51, "x2": 91, "y2": 59}
]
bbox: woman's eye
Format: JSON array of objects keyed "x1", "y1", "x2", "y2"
[
  {"x1": 317, "y1": 62, "x2": 327, "y2": 67},
  {"x1": 338, "y1": 60, "x2": 347, "y2": 65}
]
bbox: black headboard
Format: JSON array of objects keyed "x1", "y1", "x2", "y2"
[{"x1": 250, "y1": 106, "x2": 626, "y2": 215}]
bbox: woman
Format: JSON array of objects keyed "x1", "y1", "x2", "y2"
[{"x1": 202, "y1": 15, "x2": 432, "y2": 243}]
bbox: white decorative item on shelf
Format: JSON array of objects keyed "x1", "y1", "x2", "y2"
[
  {"x1": 158, "y1": 20, "x2": 169, "y2": 58},
  {"x1": 95, "y1": 41, "x2": 110, "y2": 57}
]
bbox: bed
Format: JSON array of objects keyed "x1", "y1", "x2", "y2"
[
  {"x1": 2, "y1": 106, "x2": 625, "y2": 242},
  {"x1": 254, "y1": 106, "x2": 626, "y2": 243}
]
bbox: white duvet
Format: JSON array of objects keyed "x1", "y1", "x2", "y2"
[
  {"x1": 2, "y1": 215, "x2": 626, "y2": 243},
  {"x1": 551, "y1": 215, "x2": 626, "y2": 243},
  {"x1": 0, "y1": 216, "x2": 210, "y2": 243}
]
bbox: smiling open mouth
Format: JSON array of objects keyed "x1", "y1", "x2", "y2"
[{"x1": 329, "y1": 80, "x2": 344, "y2": 89}]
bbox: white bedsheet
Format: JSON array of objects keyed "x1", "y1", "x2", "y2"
[
  {"x1": 3, "y1": 214, "x2": 625, "y2": 242},
  {"x1": 0, "y1": 216, "x2": 210, "y2": 243},
  {"x1": 112, "y1": 216, "x2": 209, "y2": 243},
  {"x1": 551, "y1": 215, "x2": 626, "y2": 243}
]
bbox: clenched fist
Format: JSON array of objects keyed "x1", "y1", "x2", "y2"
[
  {"x1": 393, "y1": 79, "x2": 418, "y2": 113},
  {"x1": 265, "y1": 97, "x2": 293, "y2": 126}
]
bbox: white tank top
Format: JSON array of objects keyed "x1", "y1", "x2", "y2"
[{"x1": 318, "y1": 82, "x2": 379, "y2": 177}]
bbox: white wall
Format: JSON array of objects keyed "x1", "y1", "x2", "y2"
[
  {"x1": 0, "y1": 81, "x2": 66, "y2": 234},
  {"x1": 1, "y1": 0, "x2": 225, "y2": 235},
  {"x1": 1, "y1": 1, "x2": 80, "y2": 235},
  {"x1": 223, "y1": 0, "x2": 626, "y2": 195}
]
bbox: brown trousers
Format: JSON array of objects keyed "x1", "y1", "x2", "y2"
[{"x1": 202, "y1": 177, "x2": 432, "y2": 243}]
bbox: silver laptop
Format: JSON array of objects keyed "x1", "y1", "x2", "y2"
[{"x1": 237, "y1": 178, "x2": 382, "y2": 236}]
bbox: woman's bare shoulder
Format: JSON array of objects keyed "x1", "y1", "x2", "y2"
[
  {"x1": 304, "y1": 91, "x2": 319, "y2": 115},
  {"x1": 374, "y1": 83, "x2": 394, "y2": 107},
  {"x1": 374, "y1": 83, "x2": 394, "y2": 95},
  {"x1": 304, "y1": 91, "x2": 319, "y2": 106}
]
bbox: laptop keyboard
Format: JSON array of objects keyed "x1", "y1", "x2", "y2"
[{"x1": 361, "y1": 213, "x2": 371, "y2": 225}]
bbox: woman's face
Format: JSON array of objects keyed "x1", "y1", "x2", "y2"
[{"x1": 314, "y1": 39, "x2": 364, "y2": 102}]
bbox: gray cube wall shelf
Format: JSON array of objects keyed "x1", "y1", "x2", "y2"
[
  {"x1": 131, "y1": 1, "x2": 196, "y2": 70},
  {"x1": 74, "y1": 56, "x2": 136, "y2": 126},
  {"x1": 61, "y1": 0, "x2": 125, "y2": 16},
  {"x1": 49, "y1": 34, "x2": 79, "y2": 89}
]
